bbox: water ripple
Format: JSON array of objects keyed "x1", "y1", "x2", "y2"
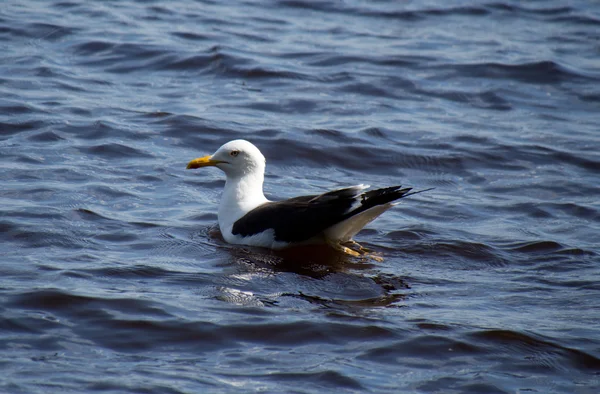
[{"x1": 2, "y1": 0, "x2": 599, "y2": 392}]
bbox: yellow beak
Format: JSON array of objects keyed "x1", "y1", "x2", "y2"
[{"x1": 186, "y1": 155, "x2": 223, "y2": 169}]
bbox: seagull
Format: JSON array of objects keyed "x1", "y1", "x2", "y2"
[{"x1": 186, "y1": 139, "x2": 427, "y2": 257}]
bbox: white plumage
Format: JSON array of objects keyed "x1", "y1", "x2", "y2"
[{"x1": 186, "y1": 139, "x2": 422, "y2": 256}]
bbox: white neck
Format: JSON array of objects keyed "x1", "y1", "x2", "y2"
[{"x1": 218, "y1": 172, "x2": 269, "y2": 231}]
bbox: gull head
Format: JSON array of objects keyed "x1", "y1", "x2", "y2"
[{"x1": 186, "y1": 139, "x2": 266, "y2": 178}]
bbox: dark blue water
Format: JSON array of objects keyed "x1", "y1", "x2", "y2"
[{"x1": 2, "y1": 1, "x2": 599, "y2": 393}]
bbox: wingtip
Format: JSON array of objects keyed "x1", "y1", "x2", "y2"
[{"x1": 403, "y1": 187, "x2": 435, "y2": 198}]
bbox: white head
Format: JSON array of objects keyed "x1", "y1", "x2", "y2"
[{"x1": 186, "y1": 139, "x2": 266, "y2": 179}]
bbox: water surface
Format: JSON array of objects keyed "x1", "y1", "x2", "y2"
[{"x1": 1, "y1": 0, "x2": 599, "y2": 393}]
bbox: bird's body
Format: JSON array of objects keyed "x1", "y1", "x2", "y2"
[{"x1": 187, "y1": 140, "x2": 423, "y2": 255}]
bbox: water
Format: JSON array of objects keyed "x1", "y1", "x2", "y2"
[{"x1": 2, "y1": 0, "x2": 599, "y2": 392}]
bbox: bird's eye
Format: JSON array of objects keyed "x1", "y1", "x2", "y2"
[{"x1": 230, "y1": 150, "x2": 239, "y2": 157}]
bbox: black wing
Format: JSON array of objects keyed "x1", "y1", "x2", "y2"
[{"x1": 231, "y1": 185, "x2": 415, "y2": 243}]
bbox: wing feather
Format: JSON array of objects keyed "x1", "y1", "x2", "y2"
[{"x1": 232, "y1": 185, "x2": 418, "y2": 243}]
